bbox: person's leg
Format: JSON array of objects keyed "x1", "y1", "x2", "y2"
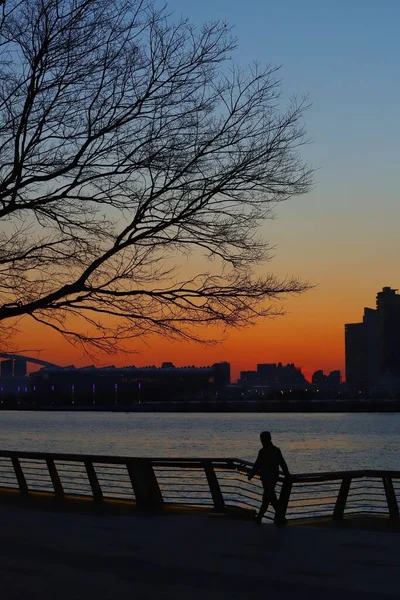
[
  {"x1": 270, "y1": 488, "x2": 288, "y2": 525},
  {"x1": 255, "y1": 489, "x2": 271, "y2": 522},
  {"x1": 269, "y1": 489, "x2": 279, "y2": 512}
]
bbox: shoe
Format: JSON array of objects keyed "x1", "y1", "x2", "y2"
[
  {"x1": 254, "y1": 514, "x2": 262, "y2": 525},
  {"x1": 274, "y1": 517, "x2": 288, "y2": 526}
]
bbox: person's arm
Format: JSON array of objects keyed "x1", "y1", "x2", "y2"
[
  {"x1": 278, "y1": 450, "x2": 290, "y2": 477},
  {"x1": 247, "y1": 450, "x2": 262, "y2": 480}
]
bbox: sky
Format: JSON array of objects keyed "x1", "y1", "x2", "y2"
[{"x1": 13, "y1": 0, "x2": 400, "y2": 381}]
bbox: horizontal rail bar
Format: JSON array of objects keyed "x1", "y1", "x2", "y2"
[{"x1": 1, "y1": 450, "x2": 399, "y2": 522}]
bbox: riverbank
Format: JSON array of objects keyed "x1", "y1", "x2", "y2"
[{"x1": 1, "y1": 398, "x2": 400, "y2": 412}]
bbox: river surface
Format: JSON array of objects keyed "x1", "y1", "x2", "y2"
[{"x1": 0, "y1": 411, "x2": 399, "y2": 473}]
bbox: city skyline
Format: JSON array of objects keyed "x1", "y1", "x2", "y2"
[
  {"x1": 0, "y1": 355, "x2": 344, "y2": 406},
  {"x1": 12, "y1": 284, "x2": 395, "y2": 382},
  {"x1": 1, "y1": 351, "x2": 339, "y2": 385}
]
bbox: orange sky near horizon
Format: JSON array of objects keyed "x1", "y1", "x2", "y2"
[
  {"x1": 10, "y1": 190, "x2": 400, "y2": 383},
  {"x1": 13, "y1": 272, "x2": 383, "y2": 383},
  {"x1": 14, "y1": 308, "x2": 341, "y2": 383}
]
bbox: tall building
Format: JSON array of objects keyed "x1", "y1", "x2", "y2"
[
  {"x1": 345, "y1": 322, "x2": 368, "y2": 391},
  {"x1": 345, "y1": 287, "x2": 400, "y2": 392},
  {"x1": 376, "y1": 287, "x2": 400, "y2": 377}
]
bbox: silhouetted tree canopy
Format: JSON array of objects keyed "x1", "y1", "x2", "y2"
[{"x1": 0, "y1": 0, "x2": 312, "y2": 352}]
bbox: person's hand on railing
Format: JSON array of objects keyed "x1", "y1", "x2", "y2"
[{"x1": 278, "y1": 470, "x2": 293, "y2": 482}]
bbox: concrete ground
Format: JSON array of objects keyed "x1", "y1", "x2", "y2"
[{"x1": 1, "y1": 504, "x2": 399, "y2": 599}]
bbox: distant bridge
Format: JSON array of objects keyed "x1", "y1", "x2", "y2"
[{"x1": 0, "y1": 353, "x2": 60, "y2": 369}]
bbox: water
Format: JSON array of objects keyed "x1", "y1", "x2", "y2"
[{"x1": 0, "y1": 411, "x2": 399, "y2": 473}]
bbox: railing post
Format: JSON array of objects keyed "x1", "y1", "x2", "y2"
[
  {"x1": 279, "y1": 477, "x2": 292, "y2": 519},
  {"x1": 203, "y1": 460, "x2": 225, "y2": 512},
  {"x1": 46, "y1": 459, "x2": 64, "y2": 499},
  {"x1": 126, "y1": 459, "x2": 164, "y2": 511},
  {"x1": 382, "y1": 477, "x2": 399, "y2": 520},
  {"x1": 333, "y1": 476, "x2": 351, "y2": 520},
  {"x1": 84, "y1": 461, "x2": 103, "y2": 502},
  {"x1": 11, "y1": 456, "x2": 28, "y2": 496}
]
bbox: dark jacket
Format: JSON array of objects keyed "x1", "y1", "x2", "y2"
[{"x1": 250, "y1": 443, "x2": 289, "y2": 484}]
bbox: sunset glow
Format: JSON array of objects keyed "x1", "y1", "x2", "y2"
[{"x1": 6, "y1": 0, "x2": 400, "y2": 383}]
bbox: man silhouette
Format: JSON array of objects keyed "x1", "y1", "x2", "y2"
[{"x1": 247, "y1": 431, "x2": 290, "y2": 525}]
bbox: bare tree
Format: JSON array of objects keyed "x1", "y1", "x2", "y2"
[{"x1": 0, "y1": 0, "x2": 312, "y2": 353}]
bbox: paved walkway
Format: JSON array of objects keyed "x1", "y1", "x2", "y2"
[{"x1": 1, "y1": 504, "x2": 399, "y2": 599}]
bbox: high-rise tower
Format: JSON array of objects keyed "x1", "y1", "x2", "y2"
[{"x1": 345, "y1": 287, "x2": 400, "y2": 391}]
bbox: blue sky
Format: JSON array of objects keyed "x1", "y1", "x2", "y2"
[
  {"x1": 165, "y1": 0, "x2": 400, "y2": 276},
  {"x1": 168, "y1": 0, "x2": 400, "y2": 203}
]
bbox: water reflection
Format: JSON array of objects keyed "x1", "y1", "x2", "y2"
[{"x1": 0, "y1": 411, "x2": 399, "y2": 473}]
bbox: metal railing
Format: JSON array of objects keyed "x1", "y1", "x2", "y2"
[
  {"x1": 285, "y1": 469, "x2": 400, "y2": 521},
  {"x1": 0, "y1": 450, "x2": 398, "y2": 522}
]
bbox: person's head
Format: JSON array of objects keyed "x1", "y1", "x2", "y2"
[{"x1": 260, "y1": 431, "x2": 272, "y2": 446}]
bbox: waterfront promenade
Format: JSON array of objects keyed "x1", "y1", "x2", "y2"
[{"x1": 1, "y1": 503, "x2": 399, "y2": 599}]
